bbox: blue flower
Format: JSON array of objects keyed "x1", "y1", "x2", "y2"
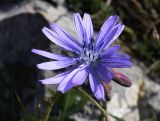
[{"x1": 32, "y1": 13, "x2": 132, "y2": 100}]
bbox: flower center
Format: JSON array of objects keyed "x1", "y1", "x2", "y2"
[{"x1": 79, "y1": 38, "x2": 98, "y2": 65}]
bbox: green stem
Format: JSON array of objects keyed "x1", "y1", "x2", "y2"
[
  {"x1": 15, "y1": 91, "x2": 28, "y2": 121},
  {"x1": 41, "y1": 94, "x2": 61, "y2": 121},
  {"x1": 76, "y1": 87, "x2": 109, "y2": 121}
]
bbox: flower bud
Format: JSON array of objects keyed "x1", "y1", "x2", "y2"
[
  {"x1": 102, "y1": 81, "x2": 112, "y2": 101},
  {"x1": 112, "y1": 71, "x2": 132, "y2": 87}
]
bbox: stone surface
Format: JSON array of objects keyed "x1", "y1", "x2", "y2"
[
  {"x1": 0, "y1": 0, "x2": 67, "y2": 22},
  {"x1": 108, "y1": 65, "x2": 160, "y2": 121},
  {"x1": 0, "y1": 0, "x2": 69, "y2": 120},
  {"x1": 145, "y1": 78, "x2": 160, "y2": 111},
  {"x1": 138, "y1": 77, "x2": 160, "y2": 120},
  {"x1": 0, "y1": 0, "x2": 22, "y2": 4},
  {"x1": 56, "y1": 13, "x2": 77, "y2": 38},
  {"x1": 0, "y1": 9, "x2": 50, "y2": 121},
  {"x1": 108, "y1": 66, "x2": 144, "y2": 121}
]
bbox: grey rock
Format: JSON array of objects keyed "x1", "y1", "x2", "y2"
[
  {"x1": 108, "y1": 66, "x2": 143, "y2": 121},
  {"x1": 0, "y1": 0, "x2": 22, "y2": 4},
  {"x1": 0, "y1": 0, "x2": 67, "y2": 22},
  {"x1": 108, "y1": 65, "x2": 160, "y2": 121},
  {"x1": 0, "y1": 12, "x2": 50, "y2": 121},
  {"x1": 0, "y1": 0, "x2": 68, "y2": 120},
  {"x1": 138, "y1": 77, "x2": 160, "y2": 120},
  {"x1": 145, "y1": 78, "x2": 160, "y2": 111}
]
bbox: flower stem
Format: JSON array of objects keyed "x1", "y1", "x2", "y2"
[
  {"x1": 41, "y1": 94, "x2": 61, "y2": 121},
  {"x1": 76, "y1": 87, "x2": 109, "y2": 121}
]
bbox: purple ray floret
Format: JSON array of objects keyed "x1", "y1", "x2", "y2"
[{"x1": 32, "y1": 13, "x2": 132, "y2": 100}]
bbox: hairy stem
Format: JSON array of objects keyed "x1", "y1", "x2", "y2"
[{"x1": 76, "y1": 87, "x2": 109, "y2": 121}]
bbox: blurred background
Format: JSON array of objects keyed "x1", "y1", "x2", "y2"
[{"x1": 0, "y1": 0, "x2": 159, "y2": 121}]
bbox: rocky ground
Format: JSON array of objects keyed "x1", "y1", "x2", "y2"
[{"x1": 0, "y1": 0, "x2": 159, "y2": 121}]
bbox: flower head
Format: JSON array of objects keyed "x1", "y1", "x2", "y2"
[{"x1": 32, "y1": 13, "x2": 132, "y2": 100}]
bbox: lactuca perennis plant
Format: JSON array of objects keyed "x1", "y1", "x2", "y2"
[{"x1": 32, "y1": 13, "x2": 132, "y2": 120}]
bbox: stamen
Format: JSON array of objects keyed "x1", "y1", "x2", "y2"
[{"x1": 79, "y1": 37, "x2": 99, "y2": 65}]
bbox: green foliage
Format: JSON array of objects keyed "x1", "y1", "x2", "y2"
[
  {"x1": 20, "y1": 114, "x2": 37, "y2": 121},
  {"x1": 65, "y1": 0, "x2": 113, "y2": 30},
  {"x1": 142, "y1": 112, "x2": 157, "y2": 121},
  {"x1": 20, "y1": 88, "x2": 129, "y2": 121},
  {"x1": 112, "y1": 0, "x2": 160, "y2": 79},
  {"x1": 20, "y1": 89, "x2": 88, "y2": 121},
  {"x1": 53, "y1": 89, "x2": 88, "y2": 121},
  {"x1": 91, "y1": 7, "x2": 113, "y2": 31},
  {"x1": 66, "y1": 0, "x2": 101, "y2": 14}
]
